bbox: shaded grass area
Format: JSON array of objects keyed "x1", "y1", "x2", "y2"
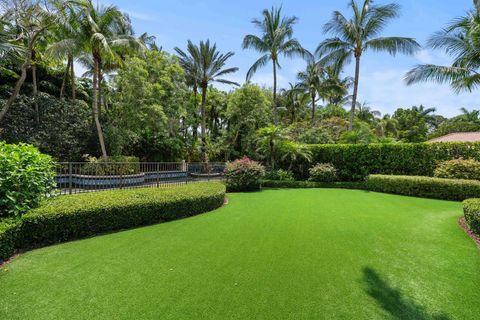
[{"x1": 1, "y1": 189, "x2": 479, "y2": 319}]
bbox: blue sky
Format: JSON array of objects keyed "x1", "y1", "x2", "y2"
[{"x1": 97, "y1": 0, "x2": 479, "y2": 117}]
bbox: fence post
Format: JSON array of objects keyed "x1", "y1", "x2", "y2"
[
  {"x1": 68, "y1": 163, "x2": 72, "y2": 195},
  {"x1": 156, "y1": 163, "x2": 160, "y2": 188},
  {"x1": 183, "y1": 160, "x2": 188, "y2": 184},
  {"x1": 120, "y1": 164, "x2": 123, "y2": 190}
]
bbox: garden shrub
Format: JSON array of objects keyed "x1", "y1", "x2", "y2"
[
  {"x1": 309, "y1": 163, "x2": 338, "y2": 182},
  {"x1": 0, "y1": 182, "x2": 225, "y2": 262},
  {"x1": 80, "y1": 156, "x2": 141, "y2": 175},
  {"x1": 225, "y1": 157, "x2": 265, "y2": 192},
  {"x1": 262, "y1": 179, "x2": 365, "y2": 190},
  {"x1": 434, "y1": 158, "x2": 480, "y2": 180},
  {"x1": 366, "y1": 175, "x2": 480, "y2": 201},
  {"x1": 0, "y1": 142, "x2": 56, "y2": 218},
  {"x1": 264, "y1": 169, "x2": 295, "y2": 181},
  {"x1": 285, "y1": 142, "x2": 480, "y2": 181},
  {"x1": 463, "y1": 199, "x2": 480, "y2": 236}
]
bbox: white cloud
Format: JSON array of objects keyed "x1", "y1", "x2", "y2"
[{"x1": 123, "y1": 10, "x2": 155, "y2": 22}]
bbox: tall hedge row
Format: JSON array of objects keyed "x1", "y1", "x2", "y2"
[
  {"x1": 286, "y1": 142, "x2": 480, "y2": 181},
  {"x1": 0, "y1": 183, "x2": 226, "y2": 263}
]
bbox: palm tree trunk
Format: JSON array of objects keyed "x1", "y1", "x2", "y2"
[
  {"x1": 0, "y1": 58, "x2": 29, "y2": 123},
  {"x1": 270, "y1": 138, "x2": 275, "y2": 170},
  {"x1": 350, "y1": 55, "x2": 361, "y2": 131},
  {"x1": 310, "y1": 91, "x2": 316, "y2": 127},
  {"x1": 70, "y1": 57, "x2": 76, "y2": 101},
  {"x1": 272, "y1": 59, "x2": 278, "y2": 125},
  {"x1": 93, "y1": 54, "x2": 108, "y2": 158},
  {"x1": 60, "y1": 56, "x2": 72, "y2": 99},
  {"x1": 200, "y1": 84, "x2": 208, "y2": 172},
  {"x1": 32, "y1": 50, "x2": 39, "y2": 124}
]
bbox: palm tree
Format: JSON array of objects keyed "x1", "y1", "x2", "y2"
[
  {"x1": 46, "y1": 3, "x2": 81, "y2": 100},
  {"x1": 297, "y1": 51, "x2": 348, "y2": 126},
  {"x1": 406, "y1": 9, "x2": 480, "y2": 92},
  {"x1": 243, "y1": 6, "x2": 305, "y2": 124},
  {"x1": 356, "y1": 102, "x2": 381, "y2": 123},
  {"x1": 280, "y1": 141, "x2": 312, "y2": 171},
  {"x1": 0, "y1": 1, "x2": 58, "y2": 123},
  {"x1": 255, "y1": 125, "x2": 284, "y2": 170},
  {"x1": 375, "y1": 114, "x2": 398, "y2": 138},
  {"x1": 281, "y1": 83, "x2": 309, "y2": 124},
  {"x1": 459, "y1": 107, "x2": 480, "y2": 123},
  {"x1": 175, "y1": 40, "x2": 238, "y2": 168},
  {"x1": 74, "y1": 0, "x2": 144, "y2": 157},
  {"x1": 317, "y1": 0, "x2": 420, "y2": 131}
]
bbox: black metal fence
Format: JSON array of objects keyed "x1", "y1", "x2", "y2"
[{"x1": 55, "y1": 162, "x2": 225, "y2": 195}]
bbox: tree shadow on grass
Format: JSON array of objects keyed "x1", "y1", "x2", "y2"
[{"x1": 362, "y1": 267, "x2": 450, "y2": 320}]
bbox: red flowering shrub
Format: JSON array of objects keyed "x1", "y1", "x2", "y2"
[{"x1": 225, "y1": 157, "x2": 265, "y2": 192}]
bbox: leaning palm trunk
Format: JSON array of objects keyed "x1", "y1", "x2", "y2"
[
  {"x1": 350, "y1": 55, "x2": 361, "y2": 131},
  {"x1": 92, "y1": 54, "x2": 108, "y2": 158}
]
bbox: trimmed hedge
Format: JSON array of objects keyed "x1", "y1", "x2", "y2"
[
  {"x1": 366, "y1": 175, "x2": 480, "y2": 201},
  {"x1": 261, "y1": 180, "x2": 366, "y2": 190},
  {"x1": 463, "y1": 199, "x2": 480, "y2": 236},
  {"x1": 284, "y1": 142, "x2": 480, "y2": 181},
  {"x1": 0, "y1": 182, "x2": 226, "y2": 263}
]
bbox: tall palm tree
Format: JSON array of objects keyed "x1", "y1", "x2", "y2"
[
  {"x1": 405, "y1": 9, "x2": 480, "y2": 93},
  {"x1": 317, "y1": 0, "x2": 420, "y2": 131},
  {"x1": 242, "y1": 6, "x2": 305, "y2": 124},
  {"x1": 282, "y1": 83, "x2": 309, "y2": 124},
  {"x1": 175, "y1": 40, "x2": 238, "y2": 167},
  {"x1": 75, "y1": 0, "x2": 144, "y2": 157}
]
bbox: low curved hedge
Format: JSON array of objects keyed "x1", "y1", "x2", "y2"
[
  {"x1": 463, "y1": 199, "x2": 480, "y2": 236},
  {"x1": 0, "y1": 182, "x2": 226, "y2": 263},
  {"x1": 365, "y1": 175, "x2": 480, "y2": 201},
  {"x1": 261, "y1": 180, "x2": 366, "y2": 190}
]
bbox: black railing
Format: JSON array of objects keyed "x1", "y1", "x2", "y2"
[{"x1": 55, "y1": 162, "x2": 225, "y2": 195}]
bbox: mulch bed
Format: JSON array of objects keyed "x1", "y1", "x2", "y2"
[{"x1": 458, "y1": 217, "x2": 480, "y2": 248}]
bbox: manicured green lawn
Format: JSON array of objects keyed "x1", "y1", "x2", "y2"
[{"x1": 1, "y1": 189, "x2": 479, "y2": 319}]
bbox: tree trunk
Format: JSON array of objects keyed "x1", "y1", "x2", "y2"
[
  {"x1": 0, "y1": 58, "x2": 29, "y2": 123},
  {"x1": 350, "y1": 55, "x2": 361, "y2": 131},
  {"x1": 270, "y1": 138, "x2": 275, "y2": 170},
  {"x1": 310, "y1": 90, "x2": 316, "y2": 127},
  {"x1": 200, "y1": 84, "x2": 208, "y2": 172},
  {"x1": 32, "y1": 50, "x2": 39, "y2": 123},
  {"x1": 60, "y1": 56, "x2": 72, "y2": 99},
  {"x1": 70, "y1": 57, "x2": 76, "y2": 101},
  {"x1": 272, "y1": 59, "x2": 278, "y2": 125},
  {"x1": 192, "y1": 87, "x2": 198, "y2": 140},
  {"x1": 92, "y1": 54, "x2": 108, "y2": 158}
]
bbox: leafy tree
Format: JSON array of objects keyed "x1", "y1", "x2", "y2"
[
  {"x1": 225, "y1": 83, "x2": 271, "y2": 159},
  {"x1": 279, "y1": 141, "x2": 312, "y2": 170},
  {"x1": 243, "y1": 6, "x2": 305, "y2": 124},
  {"x1": 338, "y1": 121, "x2": 378, "y2": 144},
  {"x1": 318, "y1": 0, "x2": 420, "y2": 130},
  {"x1": 393, "y1": 107, "x2": 429, "y2": 142}
]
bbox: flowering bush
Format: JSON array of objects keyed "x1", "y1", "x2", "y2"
[
  {"x1": 434, "y1": 158, "x2": 480, "y2": 180},
  {"x1": 225, "y1": 157, "x2": 265, "y2": 192},
  {"x1": 309, "y1": 163, "x2": 338, "y2": 182}
]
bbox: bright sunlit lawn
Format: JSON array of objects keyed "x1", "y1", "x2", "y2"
[{"x1": 1, "y1": 188, "x2": 479, "y2": 319}]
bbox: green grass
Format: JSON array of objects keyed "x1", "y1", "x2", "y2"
[{"x1": 1, "y1": 189, "x2": 479, "y2": 319}]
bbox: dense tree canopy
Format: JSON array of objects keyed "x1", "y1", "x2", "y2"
[{"x1": 1, "y1": 0, "x2": 480, "y2": 164}]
